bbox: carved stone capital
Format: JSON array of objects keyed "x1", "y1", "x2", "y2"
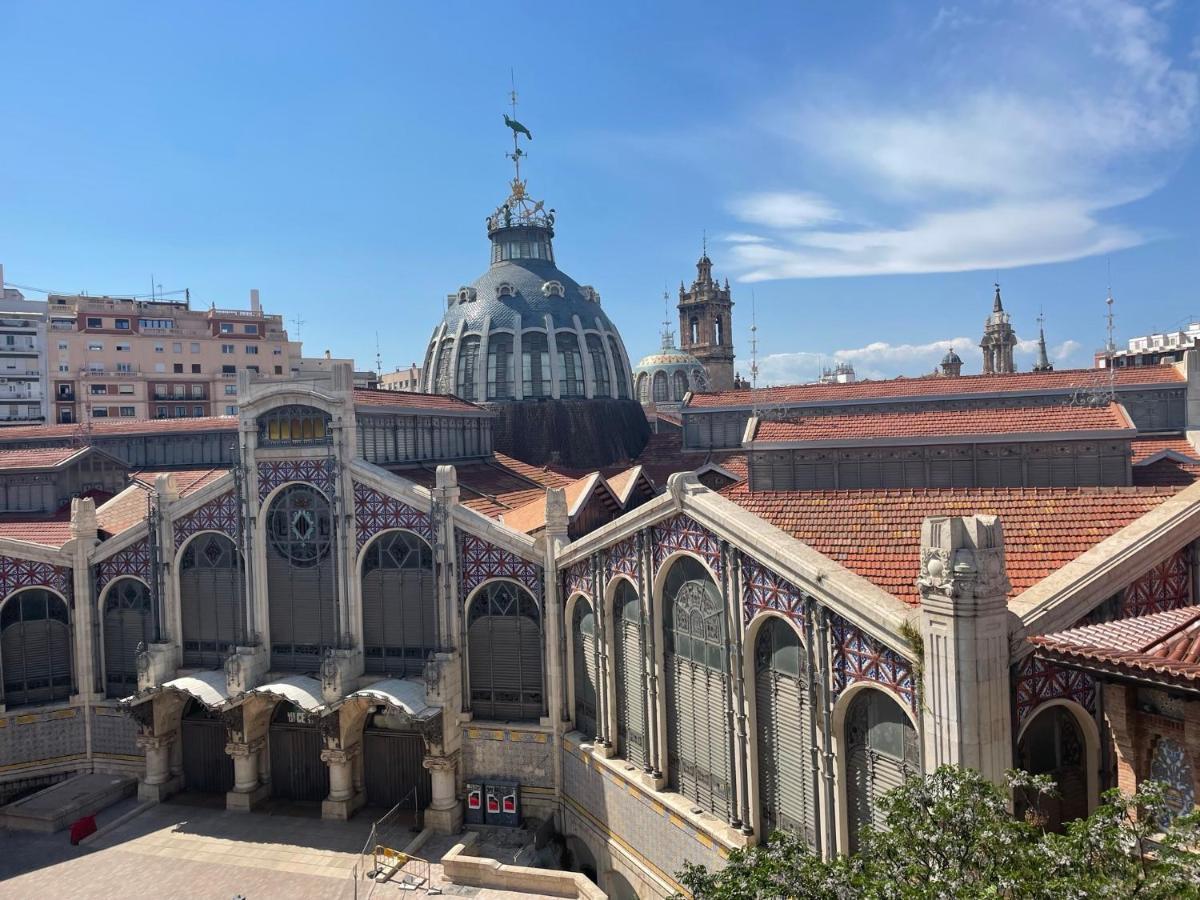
[
  {"x1": 320, "y1": 745, "x2": 359, "y2": 766},
  {"x1": 136, "y1": 732, "x2": 174, "y2": 753},
  {"x1": 422, "y1": 751, "x2": 459, "y2": 773},
  {"x1": 918, "y1": 515, "x2": 1010, "y2": 605}
]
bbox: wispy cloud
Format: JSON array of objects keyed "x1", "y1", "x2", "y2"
[{"x1": 728, "y1": 0, "x2": 1198, "y2": 281}]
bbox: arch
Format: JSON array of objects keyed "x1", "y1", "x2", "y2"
[
  {"x1": 0, "y1": 587, "x2": 72, "y2": 708},
  {"x1": 264, "y1": 483, "x2": 337, "y2": 672},
  {"x1": 837, "y1": 684, "x2": 919, "y2": 853},
  {"x1": 672, "y1": 370, "x2": 689, "y2": 402},
  {"x1": 662, "y1": 554, "x2": 733, "y2": 820},
  {"x1": 652, "y1": 371, "x2": 668, "y2": 404},
  {"x1": 465, "y1": 579, "x2": 544, "y2": 722},
  {"x1": 101, "y1": 576, "x2": 153, "y2": 699},
  {"x1": 433, "y1": 337, "x2": 455, "y2": 393},
  {"x1": 455, "y1": 334, "x2": 481, "y2": 401},
  {"x1": 689, "y1": 318, "x2": 700, "y2": 345},
  {"x1": 358, "y1": 528, "x2": 436, "y2": 677},
  {"x1": 486, "y1": 333, "x2": 515, "y2": 400},
  {"x1": 714, "y1": 315, "x2": 724, "y2": 347},
  {"x1": 177, "y1": 531, "x2": 246, "y2": 669},
  {"x1": 609, "y1": 576, "x2": 648, "y2": 768},
  {"x1": 635, "y1": 372, "x2": 650, "y2": 404},
  {"x1": 257, "y1": 404, "x2": 331, "y2": 447},
  {"x1": 556, "y1": 332, "x2": 585, "y2": 398},
  {"x1": 521, "y1": 331, "x2": 551, "y2": 398},
  {"x1": 1016, "y1": 699, "x2": 1099, "y2": 829},
  {"x1": 603, "y1": 869, "x2": 639, "y2": 900},
  {"x1": 569, "y1": 595, "x2": 598, "y2": 738}
]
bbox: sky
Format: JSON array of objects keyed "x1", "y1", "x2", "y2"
[{"x1": 1, "y1": 1, "x2": 1198, "y2": 383}]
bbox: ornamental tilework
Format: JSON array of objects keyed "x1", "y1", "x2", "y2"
[
  {"x1": 458, "y1": 529, "x2": 542, "y2": 598},
  {"x1": 1149, "y1": 737, "x2": 1196, "y2": 823},
  {"x1": 831, "y1": 616, "x2": 917, "y2": 711},
  {"x1": 740, "y1": 554, "x2": 807, "y2": 625},
  {"x1": 0, "y1": 556, "x2": 72, "y2": 602},
  {"x1": 605, "y1": 535, "x2": 639, "y2": 582},
  {"x1": 353, "y1": 481, "x2": 432, "y2": 549},
  {"x1": 563, "y1": 560, "x2": 592, "y2": 599},
  {"x1": 257, "y1": 459, "x2": 334, "y2": 501},
  {"x1": 651, "y1": 515, "x2": 722, "y2": 577},
  {"x1": 172, "y1": 491, "x2": 241, "y2": 550},
  {"x1": 1014, "y1": 654, "x2": 1096, "y2": 726},
  {"x1": 96, "y1": 539, "x2": 151, "y2": 592},
  {"x1": 1121, "y1": 550, "x2": 1192, "y2": 617}
]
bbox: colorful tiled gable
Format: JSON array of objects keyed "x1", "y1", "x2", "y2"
[
  {"x1": 563, "y1": 560, "x2": 592, "y2": 599},
  {"x1": 458, "y1": 529, "x2": 542, "y2": 598},
  {"x1": 96, "y1": 538, "x2": 152, "y2": 592},
  {"x1": 740, "y1": 555, "x2": 806, "y2": 625},
  {"x1": 257, "y1": 458, "x2": 334, "y2": 501},
  {"x1": 721, "y1": 484, "x2": 1180, "y2": 605},
  {"x1": 1120, "y1": 549, "x2": 1192, "y2": 617},
  {"x1": 651, "y1": 514, "x2": 723, "y2": 577},
  {"x1": 352, "y1": 481, "x2": 432, "y2": 549},
  {"x1": 1031, "y1": 605, "x2": 1200, "y2": 690},
  {"x1": 172, "y1": 490, "x2": 242, "y2": 550},
  {"x1": 687, "y1": 365, "x2": 1184, "y2": 409},
  {"x1": 605, "y1": 534, "x2": 640, "y2": 583},
  {"x1": 1014, "y1": 653, "x2": 1096, "y2": 726},
  {"x1": 750, "y1": 402, "x2": 1132, "y2": 444},
  {"x1": 0, "y1": 555, "x2": 72, "y2": 599},
  {"x1": 831, "y1": 616, "x2": 917, "y2": 711}
]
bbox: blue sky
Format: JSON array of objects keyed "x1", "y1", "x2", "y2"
[{"x1": 1, "y1": 1, "x2": 1198, "y2": 382}]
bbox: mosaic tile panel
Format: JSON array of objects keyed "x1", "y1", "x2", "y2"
[
  {"x1": 1121, "y1": 549, "x2": 1192, "y2": 617},
  {"x1": 604, "y1": 534, "x2": 639, "y2": 582},
  {"x1": 458, "y1": 529, "x2": 542, "y2": 597},
  {"x1": 651, "y1": 515, "x2": 722, "y2": 577},
  {"x1": 172, "y1": 490, "x2": 241, "y2": 550},
  {"x1": 563, "y1": 560, "x2": 592, "y2": 599},
  {"x1": 96, "y1": 538, "x2": 151, "y2": 592},
  {"x1": 1014, "y1": 654, "x2": 1096, "y2": 726},
  {"x1": 0, "y1": 556, "x2": 73, "y2": 601},
  {"x1": 831, "y1": 616, "x2": 917, "y2": 711},
  {"x1": 740, "y1": 554, "x2": 807, "y2": 625},
  {"x1": 353, "y1": 481, "x2": 433, "y2": 549},
  {"x1": 256, "y1": 458, "x2": 334, "y2": 501}
]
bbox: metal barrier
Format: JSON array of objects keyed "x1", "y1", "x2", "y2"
[{"x1": 350, "y1": 788, "x2": 430, "y2": 898}]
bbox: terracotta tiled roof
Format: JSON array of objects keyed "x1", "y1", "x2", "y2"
[
  {"x1": 750, "y1": 403, "x2": 1133, "y2": 445},
  {"x1": 0, "y1": 447, "x2": 86, "y2": 470},
  {"x1": 501, "y1": 472, "x2": 609, "y2": 534},
  {"x1": 97, "y1": 485, "x2": 151, "y2": 534},
  {"x1": 1129, "y1": 434, "x2": 1200, "y2": 487},
  {"x1": 686, "y1": 366, "x2": 1184, "y2": 410},
  {"x1": 0, "y1": 513, "x2": 74, "y2": 548},
  {"x1": 720, "y1": 483, "x2": 1181, "y2": 605},
  {"x1": 1130, "y1": 434, "x2": 1200, "y2": 464},
  {"x1": 133, "y1": 467, "x2": 231, "y2": 497},
  {"x1": 1032, "y1": 605, "x2": 1200, "y2": 688},
  {"x1": 352, "y1": 388, "x2": 489, "y2": 415},
  {"x1": 0, "y1": 416, "x2": 237, "y2": 443},
  {"x1": 398, "y1": 455, "x2": 577, "y2": 519}
]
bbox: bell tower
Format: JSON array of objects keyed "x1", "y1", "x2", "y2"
[
  {"x1": 980, "y1": 284, "x2": 1018, "y2": 375},
  {"x1": 678, "y1": 239, "x2": 735, "y2": 392}
]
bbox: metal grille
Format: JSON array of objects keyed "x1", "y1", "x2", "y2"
[
  {"x1": 102, "y1": 578, "x2": 152, "y2": 698},
  {"x1": 266, "y1": 484, "x2": 337, "y2": 671},
  {"x1": 179, "y1": 533, "x2": 246, "y2": 668},
  {"x1": 0, "y1": 589, "x2": 72, "y2": 708},
  {"x1": 268, "y1": 703, "x2": 330, "y2": 801},
  {"x1": 754, "y1": 618, "x2": 814, "y2": 845},
  {"x1": 571, "y1": 598, "x2": 598, "y2": 738},
  {"x1": 180, "y1": 701, "x2": 234, "y2": 794},
  {"x1": 663, "y1": 557, "x2": 731, "y2": 819},
  {"x1": 361, "y1": 530, "x2": 436, "y2": 676},
  {"x1": 845, "y1": 688, "x2": 919, "y2": 852},
  {"x1": 363, "y1": 718, "x2": 431, "y2": 810},
  {"x1": 613, "y1": 580, "x2": 648, "y2": 767},
  {"x1": 467, "y1": 581, "x2": 543, "y2": 721}
]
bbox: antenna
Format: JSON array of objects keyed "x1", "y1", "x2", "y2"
[
  {"x1": 750, "y1": 290, "x2": 759, "y2": 401},
  {"x1": 291, "y1": 315, "x2": 306, "y2": 339},
  {"x1": 375, "y1": 331, "x2": 383, "y2": 377}
]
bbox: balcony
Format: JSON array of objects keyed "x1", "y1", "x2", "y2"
[
  {"x1": 56, "y1": 389, "x2": 75, "y2": 402},
  {"x1": 50, "y1": 321, "x2": 76, "y2": 331},
  {"x1": 210, "y1": 308, "x2": 262, "y2": 320}
]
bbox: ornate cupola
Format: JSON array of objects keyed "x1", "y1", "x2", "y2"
[{"x1": 980, "y1": 283, "x2": 1018, "y2": 374}]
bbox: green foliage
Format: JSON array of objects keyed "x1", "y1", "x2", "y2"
[{"x1": 675, "y1": 766, "x2": 1200, "y2": 900}]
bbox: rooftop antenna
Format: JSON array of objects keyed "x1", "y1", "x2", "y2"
[
  {"x1": 291, "y1": 315, "x2": 306, "y2": 339},
  {"x1": 750, "y1": 290, "x2": 759, "y2": 408},
  {"x1": 374, "y1": 331, "x2": 383, "y2": 377}
]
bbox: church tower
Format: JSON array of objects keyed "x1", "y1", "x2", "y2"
[
  {"x1": 980, "y1": 284, "x2": 1018, "y2": 374},
  {"x1": 678, "y1": 242, "x2": 735, "y2": 391}
]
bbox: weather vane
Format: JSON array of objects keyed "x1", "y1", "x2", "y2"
[
  {"x1": 488, "y1": 73, "x2": 553, "y2": 234},
  {"x1": 504, "y1": 70, "x2": 532, "y2": 186}
]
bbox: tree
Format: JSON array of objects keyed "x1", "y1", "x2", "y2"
[{"x1": 676, "y1": 766, "x2": 1200, "y2": 900}]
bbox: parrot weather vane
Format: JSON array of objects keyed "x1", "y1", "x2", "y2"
[{"x1": 489, "y1": 73, "x2": 554, "y2": 233}]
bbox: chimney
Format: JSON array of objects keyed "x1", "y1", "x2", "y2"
[
  {"x1": 249, "y1": 289, "x2": 261, "y2": 313},
  {"x1": 324, "y1": 349, "x2": 331, "y2": 360}
]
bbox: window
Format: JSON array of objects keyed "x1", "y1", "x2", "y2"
[
  {"x1": 58, "y1": 364, "x2": 69, "y2": 373},
  {"x1": 173, "y1": 363, "x2": 183, "y2": 373},
  {"x1": 571, "y1": 597, "x2": 598, "y2": 737},
  {"x1": 169, "y1": 342, "x2": 181, "y2": 353},
  {"x1": 115, "y1": 343, "x2": 130, "y2": 352},
  {"x1": 246, "y1": 365, "x2": 259, "y2": 373},
  {"x1": 690, "y1": 318, "x2": 700, "y2": 344},
  {"x1": 87, "y1": 342, "x2": 103, "y2": 352},
  {"x1": 226, "y1": 405, "x2": 236, "y2": 415},
  {"x1": 92, "y1": 408, "x2": 109, "y2": 418},
  {"x1": 86, "y1": 317, "x2": 103, "y2": 328},
  {"x1": 139, "y1": 318, "x2": 173, "y2": 329},
  {"x1": 116, "y1": 362, "x2": 133, "y2": 373},
  {"x1": 361, "y1": 530, "x2": 436, "y2": 675},
  {"x1": 245, "y1": 345, "x2": 258, "y2": 355},
  {"x1": 1, "y1": 589, "x2": 72, "y2": 708},
  {"x1": 521, "y1": 332, "x2": 551, "y2": 398},
  {"x1": 179, "y1": 533, "x2": 245, "y2": 667},
  {"x1": 90, "y1": 384, "x2": 108, "y2": 395},
  {"x1": 486, "y1": 335, "x2": 514, "y2": 400},
  {"x1": 156, "y1": 405, "x2": 167, "y2": 417},
  {"x1": 222, "y1": 344, "x2": 235, "y2": 354},
  {"x1": 225, "y1": 384, "x2": 237, "y2": 395},
  {"x1": 244, "y1": 324, "x2": 258, "y2": 334},
  {"x1": 274, "y1": 365, "x2": 282, "y2": 375},
  {"x1": 557, "y1": 333, "x2": 585, "y2": 398},
  {"x1": 258, "y1": 405, "x2": 331, "y2": 446},
  {"x1": 175, "y1": 405, "x2": 186, "y2": 417},
  {"x1": 193, "y1": 405, "x2": 204, "y2": 417},
  {"x1": 118, "y1": 384, "x2": 134, "y2": 394},
  {"x1": 456, "y1": 335, "x2": 481, "y2": 401},
  {"x1": 191, "y1": 364, "x2": 201, "y2": 374},
  {"x1": 220, "y1": 323, "x2": 234, "y2": 334},
  {"x1": 114, "y1": 318, "x2": 130, "y2": 330},
  {"x1": 190, "y1": 384, "x2": 204, "y2": 398},
  {"x1": 587, "y1": 334, "x2": 611, "y2": 398},
  {"x1": 119, "y1": 406, "x2": 135, "y2": 417},
  {"x1": 190, "y1": 342, "x2": 200, "y2": 353},
  {"x1": 57, "y1": 341, "x2": 68, "y2": 351},
  {"x1": 221, "y1": 365, "x2": 235, "y2": 374},
  {"x1": 154, "y1": 343, "x2": 164, "y2": 353},
  {"x1": 154, "y1": 363, "x2": 165, "y2": 373},
  {"x1": 273, "y1": 348, "x2": 282, "y2": 355},
  {"x1": 608, "y1": 336, "x2": 630, "y2": 399},
  {"x1": 467, "y1": 581, "x2": 543, "y2": 721}
]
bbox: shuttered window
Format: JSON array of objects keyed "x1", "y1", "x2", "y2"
[
  {"x1": 571, "y1": 598, "x2": 598, "y2": 738},
  {"x1": 845, "y1": 688, "x2": 919, "y2": 852},
  {"x1": 456, "y1": 336, "x2": 481, "y2": 401},
  {"x1": 607, "y1": 336, "x2": 629, "y2": 399},
  {"x1": 755, "y1": 618, "x2": 815, "y2": 846},
  {"x1": 266, "y1": 484, "x2": 337, "y2": 672},
  {"x1": 467, "y1": 581, "x2": 543, "y2": 721},
  {"x1": 361, "y1": 530, "x2": 437, "y2": 676},
  {"x1": 557, "y1": 333, "x2": 585, "y2": 398},
  {"x1": 1, "y1": 589, "x2": 72, "y2": 708},
  {"x1": 613, "y1": 580, "x2": 648, "y2": 767},
  {"x1": 103, "y1": 578, "x2": 153, "y2": 698},
  {"x1": 180, "y1": 533, "x2": 246, "y2": 668},
  {"x1": 664, "y1": 557, "x2": 732, "y2": 820},
  {"x1": 586, "y1": 335, "x2": 611, "y2": 398}
]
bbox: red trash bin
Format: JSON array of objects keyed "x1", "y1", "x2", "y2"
[{"x1": 69, "y1": 814, "x2": 97, "y2": 845}]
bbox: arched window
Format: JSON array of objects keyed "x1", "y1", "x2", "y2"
[
  {"x1": 689, "y1": 318, "x2": 700, "y2": 345},
  {"x1": 586, "y1": 335, "x2": 611, "y2": 398},
  {"x1": 522, "y1": 332, "x2": 551, "y2": 398},
  {"x1": 571, "y1": 597, "x2": 598, "y2": 738},
  {"x1": 487, "y1": 334, "x2": 514, "y2": 400},
  {"x1": 361, "y1": 530, "x2": 436, "y2": 676},
  {"x1": 672, "y1": 370, "x2": 689, "y2": 402},
  {"x1": 663, "y1": 556, "x2": 732, "y2": 819},
  {"x1": 714, "y1": 316, "x2": 724, "y2": 347},
  {"x1": 266, "y1": 484, "x2": 337, "y2": 672},
  {"x1": 456, "y1": 335, "x2": 481, "y2": 401},
  {"x1": 103, "y1": 578, "x2": 153, "y2": 698},
  {"x1": 845, "y1": 688, "x2": 919, "y2": 852},
  {"x1": 1016, "y1": 705, "x2": 1088, "y2": 832},
  {"x1": 434, "y1": 338, "x2": 456, "y2": 394},
  {"x1": 180, "y1": 533, "x2": 246, "y2": 668},
  {"x1": 652, "y1": 371, "x2": 669, "y2": 404},
  {"x1": 636, "y1": 373, "x2": 650, "y2": 404},
  {"x1": 755, "y1": 618, "x2": 815, "y2": 845},
  {"x1": 467, "y1": 581, "x2": 543, "y2": 721},
  {"x1": 607, "y1": 336, "x2": 630, "y2": 399},
  {"x1": 1, "y1": 589, "x2": 71, "y2": 708},
  {"x1": 612, "y1": 580, "x2": 647, "y2": 767},
  {"x1": 557, "y1": 333, "x2": 585, "y2": 398},
  {"x1": 258, "y1": 405, "x2": 331, "y2": 446}
]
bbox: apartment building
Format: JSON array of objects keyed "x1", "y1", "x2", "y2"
[
  {"x1": 0, "y1": 264, "x2": 49, "y2": 425},
  {"x1": 379, "y1": 363, "x2": 422, "y2": 391},
  {"x1": 45, "y1": 288, "x2": 301, "y2": 423}
]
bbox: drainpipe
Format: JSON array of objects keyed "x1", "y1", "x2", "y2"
[
  {"x1": 817, "y1": 606, "x2": 836, "y2": 859},
  {"x1": 803, "y1": 598, "x2": 822, "y2": 852}
]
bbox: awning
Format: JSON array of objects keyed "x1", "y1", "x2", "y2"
[
  {"x1": 249, "y1": 674, "x2": 325, "y2": 711},
  {"x1": 161, "y1": 670, "x2": 232, "y2": 709},
  {"x1": 333, "y1": 677, "x2": 440, "y2": 723}
]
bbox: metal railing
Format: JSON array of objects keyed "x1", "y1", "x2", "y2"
[{"x1": 349, "y1": 790, "x2": 429, "y2": 898}]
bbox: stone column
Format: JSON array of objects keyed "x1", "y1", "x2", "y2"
[
  {"x1": 320, "y1": 745, "x2": 363, "y2": 820},
  {"x1": 136, "y1": 733, "x2": 179, "y2": 802},
  {"x1": 225, "y1": 738, "x2": 268, "y2": 811},
  {"x1": 423, "y1": 753, "x2": 463, "y2": 834},
  {"x1": 918, "y1": 515, "x2": 1013, "y2": 786}
]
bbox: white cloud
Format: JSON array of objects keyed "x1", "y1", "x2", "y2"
[{"x1": 728, "y1": 0, "x2": 1198, "y2": 281}]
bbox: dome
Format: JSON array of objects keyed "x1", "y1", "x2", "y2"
[
  {"x1": 633, "y1": 330, "x2": 708, "y2": 408},
  {"x1": 941, "y1": 347, "x2": 963, "y2": 365}
]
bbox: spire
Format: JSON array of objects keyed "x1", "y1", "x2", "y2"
[
  {"x1": 993, "y1": 282, "x2": 1004, "y2": 313},
  {"x1": 1033, "y1": 312, "x2": 1053, "y2": 371}
]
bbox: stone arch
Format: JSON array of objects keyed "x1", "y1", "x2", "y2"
[
  {"x1": 0, "y1": 586, "x2": 73, "y2": 708},
  {"x1": 464, "y1": 578, "x2": 544, "y2": 722},
  {"x1": 97, "y1": 575, "x2": 153, "y2": 699},
  {"x1": 1016, "y1": 698, "x2": 1100, "y2": 827},
  {"x1": 355, "y1": 528, "x2": 436, "y2": 677},
  {"x1": 563, "y1": 591, "x2": 596, "y2": 738},
  {"x1": 174, "y1": 530, "x2": 246, "y2": 669}
]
